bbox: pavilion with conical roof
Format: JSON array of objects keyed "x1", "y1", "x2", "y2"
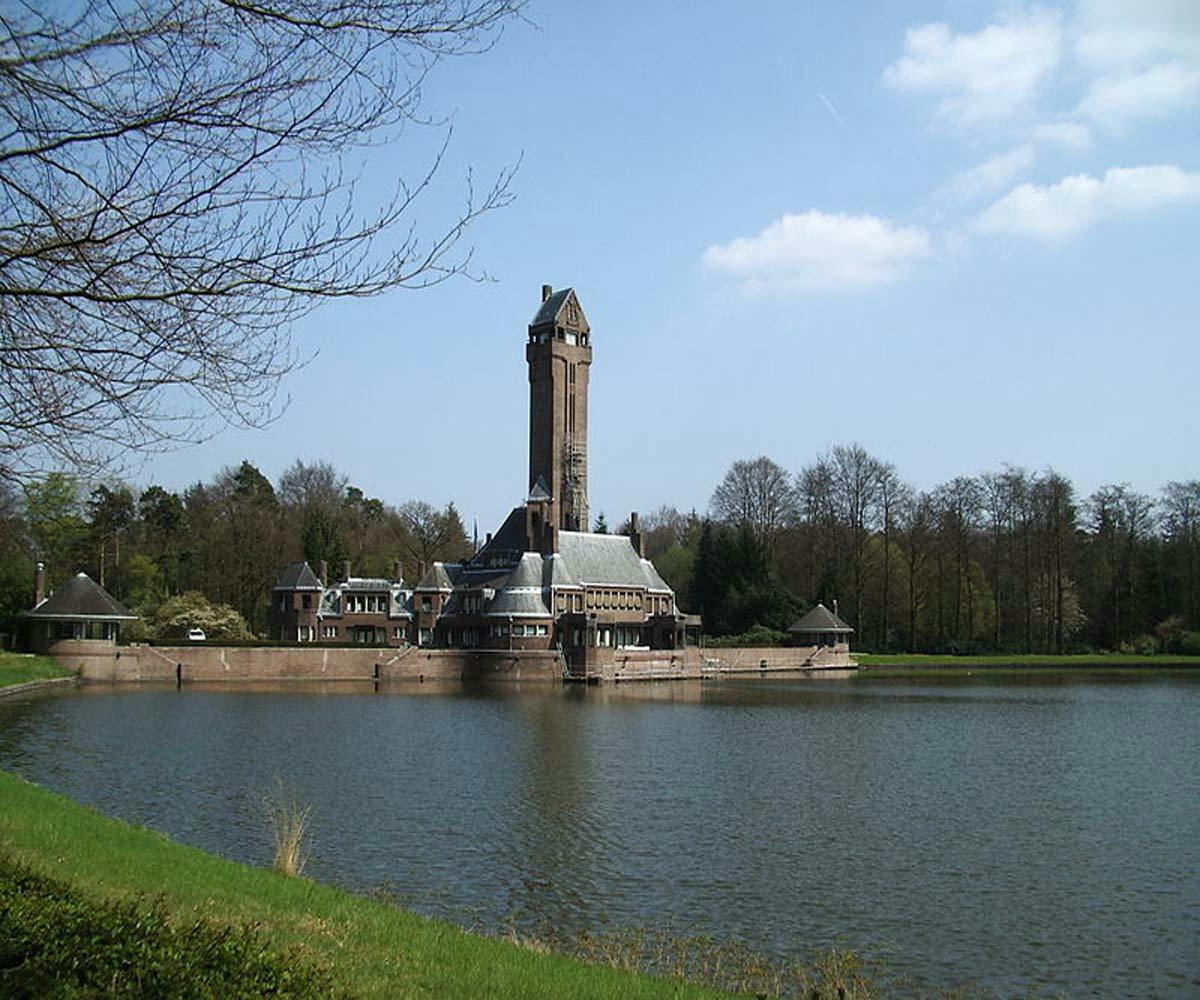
[
  {"x1": 22, "y1": 569, "x2": 138, "y2": 651},
  {"x1": 787, "y1": 603, "x2": 853, "y2": 650}
]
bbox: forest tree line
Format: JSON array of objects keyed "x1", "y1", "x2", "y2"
[
  {"x1": 3, "y1": 447, "x2": 1198, "y2": 653},
  {"x1": 0, "y1": 460, "x2": 471, "y2": 640},
  {"x1": 624, "y1": 448, "x2": 1200, "y2": 655}
]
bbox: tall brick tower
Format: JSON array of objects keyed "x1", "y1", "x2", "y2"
[{"x1": 527, "y1": 284, "x2": 591, "y2": 532}]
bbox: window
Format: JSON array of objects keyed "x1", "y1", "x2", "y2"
[
  {"x1": 302, "y1": 594, "x2": 311, "y2": 609},
  {"x1": 421, "y1": 597, "x2": 432, "y2": 613},
  {"x1": 322, "y1": 625, "x2": 338, "y2": 638},
  {"x1": 278, "y1": 595, "x2": 287, "y2": 611},
  {"x1": 574, "y1": 594, "x2": 583, "y2": 612},
  {"x1": 536, "y1": 624, "x2": 548, "y2": 636},
  {"x1": 392, "y1": 626, "x2": 404, "y2": 639}
]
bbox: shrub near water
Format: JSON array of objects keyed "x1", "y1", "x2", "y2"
[{"x1": 0, "y1": 854, "x2": 338, "y2": 998}]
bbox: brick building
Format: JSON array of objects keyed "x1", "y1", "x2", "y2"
[{"x1": 269, "y1": 285, "x2": 701, "y2": 672}]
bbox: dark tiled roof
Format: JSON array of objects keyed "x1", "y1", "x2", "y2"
[
  {"x1": 789, "y1": 604, "x2": 853, "y2": 633},
  {"x1": 274, "y1": 561, "x2": 323, "y2": 590},
  {"x1": 28, "y1": 573, "x2": 137, "y2": 620},
  {"x1": 470, "y1": 507, "x2": 527, "y2": 568},
  {"x1": 530, "y1": 287, "x2": 573, "y2": 328}
]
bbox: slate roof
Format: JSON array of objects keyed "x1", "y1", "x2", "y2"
[
  {"x1": 530, "y1": 287, "x2": 573, "y2": 328},
  {"x1": 484, "y1": 587, "x2": 551, "y2": 618},
  {"x1": 640, "y1": 558, "x2": 673, "y2": 594},
  {"x1": 342, "y1": 577, "x2": 396, "y2": 591},
  {"x1": 788, "y1": 603, "x2": 853, "y2": 634},
  {"x1": 557, "y1": 531, "x2": 652, "y2": 587},
  {"x1": 415, "y1": 562, "x2": 460, "y2": 592},
  {"x1": 469, "y1": 507, "x2": 528, "y2": 568},
  {"x1": 504, "y1": 552, "x2": 545, "y2": 589},
  {"x1": 28, "y1": 573, "x2": 137, "y2": 620},
  {"x1": 543, "y1": 553, "x2": 578, "y2": 588},
  {"x1": 527, "y1": 476, "x2": 552, "y2": 502},
  {"x1": 274, "y1": 561, "x2": 323, "y2": 591}
]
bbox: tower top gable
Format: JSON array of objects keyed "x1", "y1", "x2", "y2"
[{"x1": 529, "y1": 286, "x2": 589, "y2": 335}]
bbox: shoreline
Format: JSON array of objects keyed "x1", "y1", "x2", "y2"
[{"x1": 0, "y1": 770, "x2": 732, "y2": 999}]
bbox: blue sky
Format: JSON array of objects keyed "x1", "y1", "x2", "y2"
[{"x1": 143, "y1": 0, "x2": 1199, "y2": 531}]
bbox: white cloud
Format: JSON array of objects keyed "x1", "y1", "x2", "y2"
[
  {"x1": 883, "y1": 10, "x2": 1062, "y2": 124},
  {"x1": 1030, "y1": 121, "x2": 1093, "y2": 148},
  {"x1": 703, "y1": 211, "x2": 932, "y2": 294},
  {"x1": 1077, "y1": 61, "x2": 1200, "y2": 125},
  {"x1": 1075, "y1": 0, "x2": 1200, "y2": 71},
  {"x1": 1072, "y1": 1, "x2": 1200, "y2": 125},
  {"x1": 974, "y1": 164, "x2": 1200, "y2": 240},
  {"x1": 948, "y1": 145, "x2": 1036, "y2": 200}
]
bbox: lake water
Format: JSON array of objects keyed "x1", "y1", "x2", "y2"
[{"x1": 1, "y1": 675, "x2": 1197, "y2": 996}]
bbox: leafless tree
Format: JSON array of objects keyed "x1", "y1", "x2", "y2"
[
  {"x1": 875, "y1": 462, "x2": 905, "y2": 649},
  {"x1": 795, "y1": 453, "x2": 838, "y2": 599},
  {"x1": 1160, "y1": 480, "x2": 1200, "y2": 623},
  {"x1": 0, "y1": 0, "x2": 522, "y2": 480},
  {"x1": 709, "y1": 455, "x2": 795, "y2": 554},
  {"x1": 830, "y1": 443, "x2": 884, "y2": 630}
]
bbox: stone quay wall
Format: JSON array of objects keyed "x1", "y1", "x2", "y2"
[{"x1": 49, "y1": 640, "x2": 855, "y2": 684}]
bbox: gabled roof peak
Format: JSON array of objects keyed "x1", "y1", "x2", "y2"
[
  {"x1": 530, "y1": 286, "x2": 589, "y2": 333},
  {"x1": 527, "y1": 475, "x2": 552, "y2": 502}
]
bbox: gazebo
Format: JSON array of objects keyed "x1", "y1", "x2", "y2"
[
  {"x1": 787, "y1": 602, "x2": 853, "y2": 649},
  {"x1": 22, "y1": 567, "x2": 138, "y2": 652}
]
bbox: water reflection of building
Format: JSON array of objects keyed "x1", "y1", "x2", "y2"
[{"x1": 270, "y1": 286, "x2": 702, "y2": 673}]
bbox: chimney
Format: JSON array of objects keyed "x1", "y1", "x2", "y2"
[
  {"x1": 34, "y1": 562, "x2": 45, "y2": 606},
  {"x1": 541, "y1": 284, "x2": 553, "y2": 303},
  {"x1": 543, "y1": 522, "x2": 559, "y2": 556},
  {"x1": 486, "y1": 532, "x2": 493, "y2": 545},
  {"x1": 318, "y1": 560, "x2": 328, "y2": 586},
  {"x1": 629, "y1": 511, "x2": 643, "y2": 558},
  {"x1": 342, "y1": 559, "x2": 351, "y2": 582},
  {"x1": 418, "y1": 560, "x2": 427, "y2": 582},
  {"x1": 833, "y1": 599, "x2": 839, "y2": 619},
  {"x1": 393, "y1": 559, "x2": 403, "y2": 583}
]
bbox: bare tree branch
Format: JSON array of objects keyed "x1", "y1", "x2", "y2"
[{"x1": 0, "y1": 0, "x2": 523, "y2": 480}]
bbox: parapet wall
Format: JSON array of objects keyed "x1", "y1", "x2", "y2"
[
  {"x1": 51, "y1": 641, "x2": 563, "y2": 684},
  {"x1": 50, "y1": 640, "x2": 854, "y2": 684}
]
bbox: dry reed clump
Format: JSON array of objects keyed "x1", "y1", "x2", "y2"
[
  {"x1": 494, "y1": 922, "x2": 882, "y2": 999},
  {"x1": 265, "y1": 778, "x2": 312, "y2": 878}
]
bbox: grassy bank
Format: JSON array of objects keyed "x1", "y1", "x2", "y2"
[
  {"x1": 855, "y1": 652, "x2": 1200, "y2": 675},
  {"x1": 0, "y1": 651, "x2": 72, "y2": 690},
  {"x1": 0, "y1": 770, "x2": 738, "y2": 999}
]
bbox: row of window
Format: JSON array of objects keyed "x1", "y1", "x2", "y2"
[
  {"x1": 345, "y1": 593, "x2": 392, "y2": 614},
  {"x1": 492, "y1": 623, "x2": 550, "y2": 637}
]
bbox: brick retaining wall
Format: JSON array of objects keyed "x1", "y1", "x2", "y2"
[{"x1": 49, "y1": 640, "x2": 854, "y2": 684}]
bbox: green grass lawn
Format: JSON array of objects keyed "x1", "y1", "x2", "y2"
[
  {"x1": 0, "y1": 770, "x2": 736, "y2": 999},
  {"x1": 0, "y1": 651, "x2": 72, "y2": 690}
]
